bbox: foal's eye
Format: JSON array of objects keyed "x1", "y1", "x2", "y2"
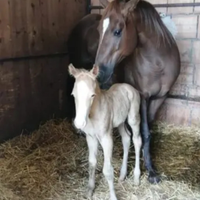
[
  {"x1": 114, "y1": 29, "x2": 122, "y2": 37},
  {"x1": 91, "y1": 94, "x2": 95, "y2": 98}
]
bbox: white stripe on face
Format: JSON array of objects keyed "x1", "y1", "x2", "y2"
[
  {"x1": 101, "y1": 18, "x2": 110, "y2": 41},
  {"x1": 74, "y1": 81, "x2": 90, "y2": 129}
]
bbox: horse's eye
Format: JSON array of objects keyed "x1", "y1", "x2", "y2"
[
  {"x1": 91, "y1": 94, "x2": 95, "y2": 98},
  {"x1": 114, "y1": 29, "x2": 122, "y2": 37}
]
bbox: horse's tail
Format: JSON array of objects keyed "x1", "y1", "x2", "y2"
[{"x1": 124, "y1": 118, "x2": 133, "y2": 137}]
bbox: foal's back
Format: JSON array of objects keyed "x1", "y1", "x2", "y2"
[{"x1": 105, "y1": 83, "x2": 140, "y2": 127}]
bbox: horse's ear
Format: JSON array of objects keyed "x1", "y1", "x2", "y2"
[
  {"x1": 68, "y1": 63, "x2": 79, "y2": 78},
  {"x1": 122, "y1": 0, "x2": 140, "y2": 16},
  {"x1": 90, "y1": 65, "x2": 99, "y2": 78}
]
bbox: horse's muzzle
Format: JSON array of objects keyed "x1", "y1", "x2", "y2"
[{"x1": 98, "y1": 65, "x2": 114, "y2": 89}]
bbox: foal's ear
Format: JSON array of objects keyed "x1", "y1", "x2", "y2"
[
  {"x1": 100, "y1": 0, "x2": 109, "y2": 8},
  {"x1": 90, "y1": 65, "x2": 99, "y2": 78},
  {"x1": 122, "y1": 0, "x2": 140, "y2": 16},
  {"x1": 68, "y1": 63, "x2": 79, "y2": 78},
  {"x1": 100, "y1": 0, "x2": 116, "y2": 8}
]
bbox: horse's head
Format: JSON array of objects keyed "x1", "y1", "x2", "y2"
[
  {"x1": 95, "y1": 0, "x2": 139, "y2": 87},
  {"x1": 68, "y1": 64, "x2": 99, "y2": 129}
]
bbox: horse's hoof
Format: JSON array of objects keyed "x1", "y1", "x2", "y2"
[{"x1": 148, "y1": 171, "x2": 161, "y2": 184}]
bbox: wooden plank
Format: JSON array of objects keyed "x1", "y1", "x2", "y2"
[
  {"x1": 0, "y1": 56, "x2": 69, "y2": 142},
  {"x1": 0, "y1": 0, "x2": 87, "y2": 141},
  {"x1": 0, "y1": 0, "x2": 11, "y2": 58},
  {"x1": 9, "y1": 0, "x2": 29, "y2": 57},
  {"x1": 0, "y1": 0, "x2": 87, "y2": 58}
]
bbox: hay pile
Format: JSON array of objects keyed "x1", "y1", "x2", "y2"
[{"x1": 0, "y1": 119, "x2": 200, "y2": 200}]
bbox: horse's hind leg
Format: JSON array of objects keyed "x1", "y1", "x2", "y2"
[
  {"x1": 118, "y1": 123, "x2": 131, "y2": 181},
  {"x1": 128, "y1": 113, "x2": 142, "y2": 185},
  {"x1": 140, "y1": 97, "x2": 161, "y2": 184},
  {"x1": 148, "y1": 96, "x2": 167, "y2": 129}
]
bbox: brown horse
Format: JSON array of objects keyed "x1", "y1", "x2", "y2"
[{"x1": 68, "y1": 0, "x2": 180, "y2": 184}]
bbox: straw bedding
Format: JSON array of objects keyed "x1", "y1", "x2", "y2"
[{"x1": 0, "y1": 119, "x2": 200, "y2": 200}]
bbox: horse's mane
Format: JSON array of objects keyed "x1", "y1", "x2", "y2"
[{"x1": 135, "y1": 0, "x2": 175, "y2": 46}]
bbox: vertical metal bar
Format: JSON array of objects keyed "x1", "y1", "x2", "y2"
[{"x1": 86, "y1": 0, "x2": 91, "y2": 14}]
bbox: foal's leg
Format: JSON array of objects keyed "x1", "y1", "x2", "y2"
[
  {"x1": 86, "y1": 134, "x2": 98, "y2": 198},
  {"x1": 128, "y1": 114, "x2": 142, "y2": 185},
  {"x1": 99, "y1": 133, "x2": 117, "y2": 200},
  {"x1": 140, "y1": 97, "x2": 161, "y2": 184},
  {"x1": 118, "y1": 123, "x2": 131, "y2": 181}
]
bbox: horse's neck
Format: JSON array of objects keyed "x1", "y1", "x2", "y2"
[
  {"x1": 136, "y1": 30, "x2": 173, "y2": 56},
  {"x1": 134, "y1": 13, "x2": 175, "y2": 51}
]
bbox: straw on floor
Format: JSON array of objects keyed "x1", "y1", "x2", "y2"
[{"x1": 0, "y1": 119, "x2": 200, "y2": 200}]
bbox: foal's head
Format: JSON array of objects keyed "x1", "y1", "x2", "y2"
[
  {"x1": 95, "y1": 0, "x2": 139, "y2": 86},
  {"x1": 68, "y1": 64, "x2": 99, "y2": 129}
]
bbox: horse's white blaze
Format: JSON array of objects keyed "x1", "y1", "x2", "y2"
[
  {"x1": 74, "y1": 81, "x2": 90, "y2": 129},
  {"x1": 101, "y1": 18, "x2": 110, "y2": 41}
]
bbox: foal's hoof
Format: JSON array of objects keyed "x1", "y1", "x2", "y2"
[
  {"x1": 86, "y1": 188, "x2": 94, "y2": 199},
  {"x1": 119, "y1": 174, "x2": 126, "y2": 182},
  {"x1": 148, "y1": 171, "x2": 161, "y2": 184},
  {"x1": 133, "y1": 178, "x2": 140, "y2": 186},
  {"x1": 110, "y1": 194, "x2": 118, "y2": 200}
]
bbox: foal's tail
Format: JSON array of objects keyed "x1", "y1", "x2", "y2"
[{"x1": 124, "y1": 118, "x2": 133, "y2": 137}]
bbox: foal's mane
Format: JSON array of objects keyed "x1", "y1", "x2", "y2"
[
  {"x1": 135, "y1": 0, "x2": 175, "y2": 46},
  {"x1": 75, "y1": 68, "x2": 96, "y2": 80}
]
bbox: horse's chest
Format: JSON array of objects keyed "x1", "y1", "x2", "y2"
[{"x1": 124, "y1": 58, "x2": 163, "y2": 95}]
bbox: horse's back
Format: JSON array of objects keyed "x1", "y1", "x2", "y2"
[{"x1": 68, "y1": 14, "x2": 101, "y2": 69}]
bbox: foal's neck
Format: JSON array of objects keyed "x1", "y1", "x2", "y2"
[
  {"x1": 89, "y1": 81, "x2": 104, "y2": 119},
  {"x1": 94, "y1": 81, "x2": 102, "y2": 96}
]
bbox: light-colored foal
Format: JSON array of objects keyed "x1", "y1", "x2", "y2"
[{"x1": 69, "y1": 64, "x2": 142, "y2": 200}]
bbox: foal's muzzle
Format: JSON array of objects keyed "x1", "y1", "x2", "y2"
[{"x1": 74, "y1": 118, "x2": 86, "y2": 130}]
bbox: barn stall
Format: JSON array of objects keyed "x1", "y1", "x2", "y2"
[{"x1": 0, "y1": 0, "x2": 200, "y2": 200}]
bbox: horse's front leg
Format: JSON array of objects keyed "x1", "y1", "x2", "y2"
[
  {"x1": 99, "y1": 133, "x2": 118, "y2": 200},
  {"x1": 140, "y1": 97, "x2": 161, "y2": 184},
  {"x1": 86, "y1": 134, "x2": 98, "y2": 198}
]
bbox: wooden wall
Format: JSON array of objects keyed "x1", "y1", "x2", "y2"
[{"x1": 0, "y1": 0, "x2": 87, "y2": 141}]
